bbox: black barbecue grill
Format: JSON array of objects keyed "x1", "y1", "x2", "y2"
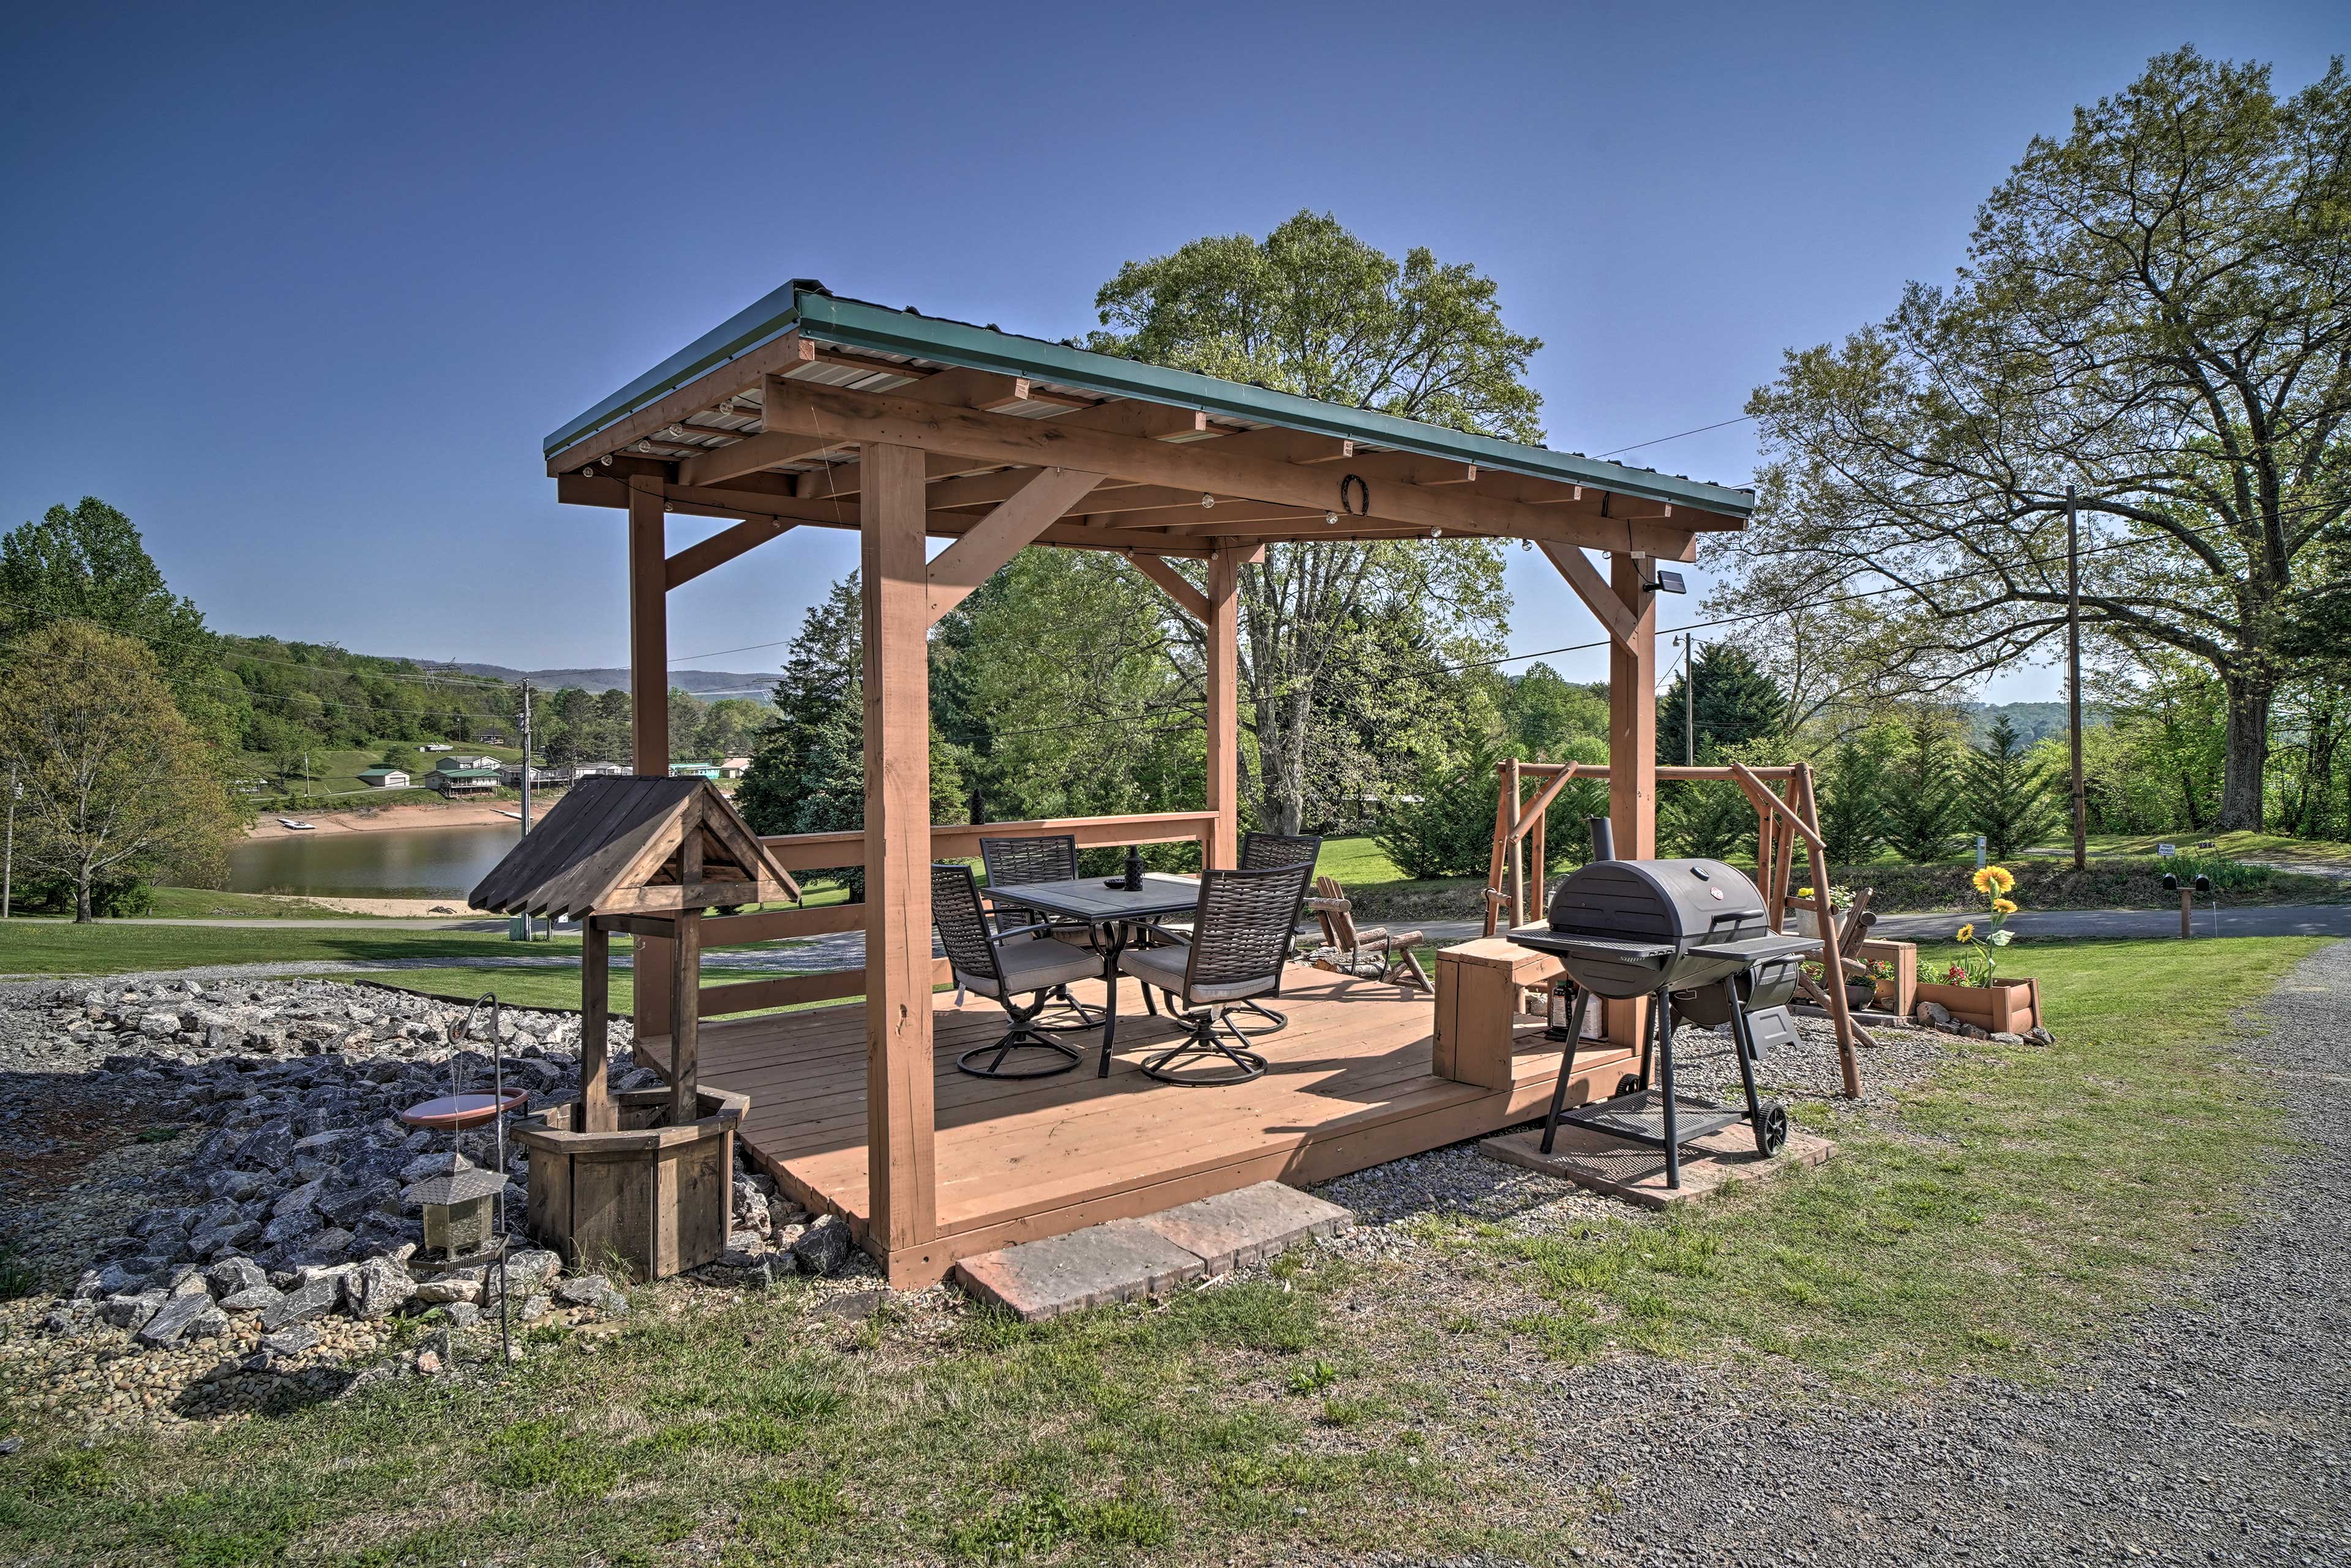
[{"x1": 1507, "y1": 821, "x2": 1813, "y2": 1186}]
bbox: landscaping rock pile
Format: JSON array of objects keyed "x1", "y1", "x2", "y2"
[
  {"x1": 12, "y1": 977, "x2": 855, "y2": 1370},
  {"x1": 1910, "y1": 997, "x2": 2058, "y2": 1048}
]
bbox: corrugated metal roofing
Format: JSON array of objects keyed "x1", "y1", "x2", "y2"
[{"x1": 546, "y1": 282, "x2": 1753, "y2": 519}]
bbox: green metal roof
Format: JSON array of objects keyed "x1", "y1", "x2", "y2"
[{"x1": 547, "y1": 282, "x2": 1753, "y2": 519}]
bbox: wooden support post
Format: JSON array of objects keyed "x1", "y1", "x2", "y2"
[
  {"x1": 1482, "y1": 770, "x2": 1512, "y2": 938},
  {"x1": 862, "y1": 441, "x2": 940, "y2": 1279},
  {"x1": 1506, "y1": 757, "x2": 1526, "y2": 929},
  {"x1": 628, "y1": 476, "x2": 672, "y2": 1043},
  {"x1": 669, "y1": 910, "x2": 701, "y2": 1122},
  {"x1": 1204, "y1": 546, "x2": 1242, "y2": 869},
  {"x1": 1791, "y1": 765, "x2": 1862, "y2": 1099},
  {"x1": 1603, "y1": 552, "x2": 1657, "y2": 1046},
  {"x1": 579, "y1": 922, "x2": 615, "y2": 1133}
]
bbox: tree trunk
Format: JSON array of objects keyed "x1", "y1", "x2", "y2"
[
  {"x1": 74, "y1": 868, "x2": 94, "y2": 923},
  {"x1": 2299, "y1": 690, "x2": 2338, "y2": 839},
  {"x1": 2217, "y1": 675, "x2": 2273, "y2": 831}
]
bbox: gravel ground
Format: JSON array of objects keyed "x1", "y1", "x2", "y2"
[{"x1": 1491, "y1": 938, "x2": 2351, "y2": 1568}]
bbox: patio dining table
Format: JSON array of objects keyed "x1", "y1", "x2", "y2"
[{"x1": 984, "y1": 872, "x2": 1201, "y2": 1068}]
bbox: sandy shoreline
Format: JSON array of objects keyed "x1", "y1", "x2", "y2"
[{"x1": 246, "y1": 800, "x2": 539, "y2": 841}]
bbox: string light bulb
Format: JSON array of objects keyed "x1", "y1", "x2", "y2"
[{"x1": 1199, "y1": 494, "x2": 1215, "y2": 509}]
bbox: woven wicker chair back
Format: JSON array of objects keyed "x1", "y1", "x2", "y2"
[
  {"x1": 1183, "y1": 861, "x2": 1315, "y2": 994},
  {"x1": 931, "y1": 863, "x2": 1002, "y2": 986},
  {"x1": 980, "y1": 834, "x2": 1079, "y2": 890},
  {"x1": 1240, "y1": 831, "x2": 1322, "y2": 871}
]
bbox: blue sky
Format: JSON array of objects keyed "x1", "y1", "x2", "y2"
[{"x1": 2, "y1": 2, "x2": 2338, "y2": 700}]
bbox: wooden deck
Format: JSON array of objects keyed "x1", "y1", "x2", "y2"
[{"x1": 669, "y1": 966, "x2": 1638, "y2": 1284}]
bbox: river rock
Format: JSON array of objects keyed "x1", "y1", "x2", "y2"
[
  {"x1": 260, "y1": 1276, "x2": 340, "y2": 1332},
  {"x1": 343, "y1": 1256, "x2": 416, "y2": 1319},
  {"x1": 207, "y1": 1256, "x2": 270, "y2": 1297},
  {"x1": 791, "y1": 1213, "x2": 850, "y2": 1277},
  {"x1": 552, "y1": 1274, "x2": 627, "y2": 1315},
  {"x1": 137, "y1": 1289, "x2": 216, "y2": 1348}
]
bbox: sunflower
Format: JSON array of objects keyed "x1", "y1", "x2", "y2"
[
  {"x1": 1955, "y1": 923, "x2": 1975, "y2": 943},
  {"x1": 1992, "y1": 897, "x2": 2018, "y2": 915}
]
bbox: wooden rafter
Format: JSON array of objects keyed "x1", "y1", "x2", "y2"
[{"x1": 1122, "y1": 551, "x2": 1209, "y2": 621}]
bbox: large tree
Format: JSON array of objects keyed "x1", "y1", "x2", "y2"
[
  {"x1": 1089, "y1": 211, "x2": 1531, "y2": 833},
  {"x1": 0, "y1": 622, "x2": 238, "y2": 920},
  {"x1": 1, "y1": 498, "x2": 236, "y2": 746},
  {"x1": 1721, "y1": 50, "x2": 2351, "y2": 828}
]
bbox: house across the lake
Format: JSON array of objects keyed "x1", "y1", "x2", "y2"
[
  {"x1": 571, "y1": 761, "x2": 625, "y2": 778},
  {"x1": 498, "y1": 763, "x2": 566, "y2": 789},
  {"x1": 669, "y1": 762, "x2": 722, "y2": 780},
  {"x1": 435, "y1": 755, "x2": 500, "y2": 773},
  {"x1": 718, "y1": 756, "x2": 751, "y2": 779},
  {"x1": 358, "y1": 767, "x2": 411, "y2": 789},
  {"x1": 430, "y1": 766, "x2": 498, "y2": 796}
]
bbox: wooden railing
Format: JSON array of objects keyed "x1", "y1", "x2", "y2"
[{"x1": 650, "y1": 811, "x2": 1221, "y2": 1024}]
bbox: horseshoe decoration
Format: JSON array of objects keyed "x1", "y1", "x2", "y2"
[{"x1": 1338, "y1": 473, "x2": 1371, "y2": 518}]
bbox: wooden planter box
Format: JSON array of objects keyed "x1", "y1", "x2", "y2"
[
  {"x1": 516, "y1": 1086, "x2": 748, "y2": 1280},
  {"x1": 1914, "y1": 977, "x2": 2041, "y2": 1035}
]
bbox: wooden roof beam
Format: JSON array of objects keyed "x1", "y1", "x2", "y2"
[
  {"x1": 756, "y1": 378, "x2": 1693, "y2": 556},
  {"x1": 547, "y1": 332, "x2": 819, "y2": 477},
  {"x1": 1538, "y1": 541, "x2": 1637, "y2": 651}
]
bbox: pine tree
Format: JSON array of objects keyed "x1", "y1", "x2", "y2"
[
  {"x1": 1818, "y1": 738, "x2": 1888, "y2": 869},
  {"x1": 1658, "y1": 643, "x2": 1787, "y2": 763},
  {"x1": 1967, "y1": 714, "x2": 2062, "y2": 858},
  {"x1": 1883, "y1": 711, "x2": 1968, "y2": 862}
]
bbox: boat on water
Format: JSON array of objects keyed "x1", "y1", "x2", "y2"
[{"x1": 276, "y1": 817, "x2": 316, "y2": 831}]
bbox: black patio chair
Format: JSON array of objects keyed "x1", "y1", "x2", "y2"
[
  {"x1": 1104, "y1": 860, "x2": 1316, "y2": 1085},
  {"x1": 1139, "y1": 831, "x2": 1321, "y2": 1035},
  {"x1": 978, "y1": 833, "x2": 1101, "y2": 1026},
  {"x1": 933, "y1": 863, "x2": 1101, "y2": 1079}
]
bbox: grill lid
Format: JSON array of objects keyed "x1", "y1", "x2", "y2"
[{"x1": 1546, "y1": 857, "x2": 1769, "y2": 949}]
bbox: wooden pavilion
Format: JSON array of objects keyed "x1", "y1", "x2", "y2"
[{"x1": 546, "y1": 280, "x2": 1758, "y2": 1286}]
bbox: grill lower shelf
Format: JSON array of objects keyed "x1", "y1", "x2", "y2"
[{"x1": 1562, "y1": 1089, "x2": 1747, "y2": 1147}]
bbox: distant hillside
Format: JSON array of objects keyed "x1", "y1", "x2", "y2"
[
  {"x1": 1963, "y1": 700, "x2": 2109, "y2": 745},
  {"x1": 429, "y1": 663, "x2": 776, "y2": 700}
]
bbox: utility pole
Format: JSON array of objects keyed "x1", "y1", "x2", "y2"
[
  {"x1": 1682, "y1": 634, "x2": 1697, "y2": 767},
  {"x1": 518, "y1": 680, "x2": 533, "y2": 839},
  {"x1": 2066, "y1": 486, "x2": 2087, "y2": 871}
]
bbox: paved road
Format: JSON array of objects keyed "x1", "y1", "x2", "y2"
[
  {"x1": 1870, "y1": 903, "x2": 2351, "y2": 941},
  {"x1": 1419, "y1": 904, "x2": 2351, "y2": 947}
]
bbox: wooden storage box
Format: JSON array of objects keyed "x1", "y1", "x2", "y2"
[
  {"x1": 516, "y1": 1086, "x2": 748, "y2": 1280},
  {"x1": 1434, "y1": 937, "x2": 1568, "y2": 1089}
]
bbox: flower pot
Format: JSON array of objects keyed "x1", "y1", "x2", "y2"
[
  {"x1": 1845, "y1": 980, "x2": 1878, "y2": 1012},
  {"x1": 1914, "y1": 977, "x2": 2041, "y2": 1035}
]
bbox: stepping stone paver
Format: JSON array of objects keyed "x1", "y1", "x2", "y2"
[
  {"x1": 953, "y1": 1181, "x2": 1354, "y2": 1321},
  {"x1": 1134, "y1": 1180, "x2": 1352, "y2": 1274}
]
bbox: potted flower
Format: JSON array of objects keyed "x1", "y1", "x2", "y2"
[{"x1": 1913, "y1": 865, "x2": 2042, "y2": 1033}]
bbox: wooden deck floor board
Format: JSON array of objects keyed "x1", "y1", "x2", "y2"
[{"x1": 663, "y1": 966, "x2": 1633, "y2": 1279}]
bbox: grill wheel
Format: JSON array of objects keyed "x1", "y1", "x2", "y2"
[{"x1": 1757, "y1": 1102, "x2": 1790, "y2": 1155}]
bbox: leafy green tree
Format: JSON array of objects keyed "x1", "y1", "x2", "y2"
[
  {"x1": 0, "y1": 623, "x2": 238, "y2": 920},
  {"x1": 1090, "y1": 211, "x2": 1531, "y2": 833},
  {"x1": 1501, "y1": 663, "x2": 1608, "y2": 762},
  {"x1": 1728, "y1": 50, "x2": 2351, "y2": 830},
  {"x1": 1657, "y1": 643, "x2": 1787, "y2": 764},
  {"x1": 1883, "y1": 710, "x2": 1970, "y2": 863},
  {"x1": 1967, "y1": 715, "x2": 2063, "y2": 859},
  {"x1": 0, "y1": 498, "x2": 234, "y2": 745}
]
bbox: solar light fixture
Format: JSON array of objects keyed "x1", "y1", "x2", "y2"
[{"x1": 1648, "y1": 569, "x2": 1687, "y2": 595}]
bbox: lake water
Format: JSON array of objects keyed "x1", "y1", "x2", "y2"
[{"x1": 228, "y1": 823, "x2": 528, "y2": 898}]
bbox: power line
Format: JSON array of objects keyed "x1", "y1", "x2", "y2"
[{"x1": 1591, "y1": 415, "x2": 1755, "y2": 459}]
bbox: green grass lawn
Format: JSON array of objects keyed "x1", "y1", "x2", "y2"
[
  {"x1": 0, "y1": 932, "x2": 2326, "y2": 1564},
  {"x1": 0, "y1": 922, "x2": 566, "y2": 978},
  {"x1": 2035, "y1": 828, "x2": 2351, "y2": 869}
]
